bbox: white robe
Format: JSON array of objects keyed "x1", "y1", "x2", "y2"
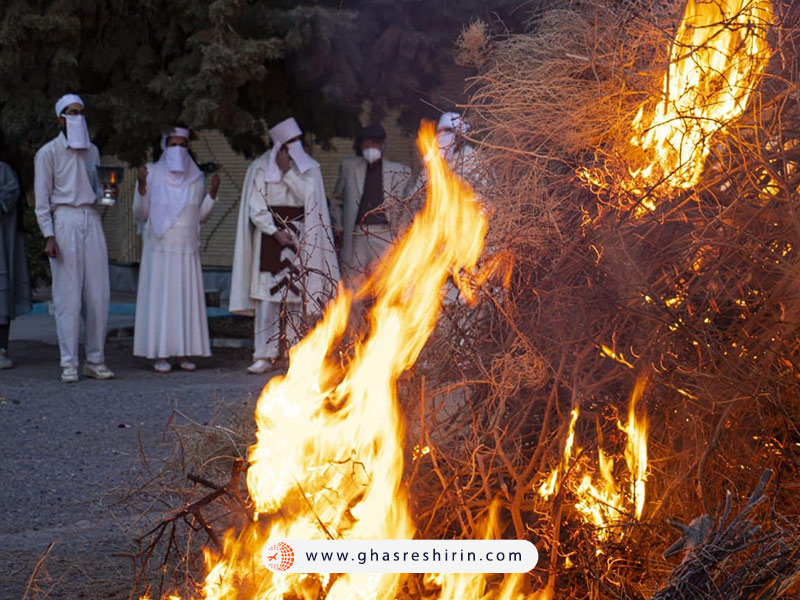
[
  {"x1": 133, "y1": 176, "x2": 214, "y2": 359},
  {"x1": 229, "y1": 156, "x2": 339, "y2": 317}
]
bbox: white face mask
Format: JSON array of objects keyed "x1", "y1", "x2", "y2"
[
  {"x1": 436, "y1": 130, "x2": 456, "y2": 159},
  {"x1": 165, "y1": 145, "x2": 190, "y2": 173},
  {"x1": 64, "y1": 115, "x2": 90, "y2": 149},
  {"x1": 362, "y1": 147, "x2": 382, "y2": 164}
]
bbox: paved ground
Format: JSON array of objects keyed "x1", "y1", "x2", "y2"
[{"x1": 0, "y1": 316, "x2": 271, "y2": 599}]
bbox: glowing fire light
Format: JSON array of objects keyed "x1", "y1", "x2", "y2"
[
  {"x1": 537, "y1": 378, "x2": 648, "y2": 542},
  {"x1": 599, "y1": 344, "x2": 635, "y2": 369},
  {"x1": 628, "y1": 0, "x2": 772, "y2": 195},
  {"x1": 621, "y1": 377, "x2": 648, "y2": 520},
  {"x1": 167, "y1": 122, "x2": 529, "y2": 600}
]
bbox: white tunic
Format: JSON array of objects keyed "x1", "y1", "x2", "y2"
[
  {"x1": 34, "y1": 133, "x2": 103, "y2": 238},
  {"x1": 133, "y1": 177, "x2": 214, "y2": 359}
]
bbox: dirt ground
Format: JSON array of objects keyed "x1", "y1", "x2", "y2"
[{"x1": 0, "y1": 338, "x2": 268, "y2": 599}]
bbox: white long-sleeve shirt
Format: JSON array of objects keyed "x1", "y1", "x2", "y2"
[
  {"x1": 34, "y1": 133, "x2": 103, "y2": 238},
  {"x1": 248, "y1": 167, "x2": 310, "y2": 236}
]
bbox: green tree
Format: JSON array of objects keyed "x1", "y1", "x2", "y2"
[{"x1": 0, "y1": 0, "x2": 522, "y2": 174}]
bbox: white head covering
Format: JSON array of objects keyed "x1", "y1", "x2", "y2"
[
  {"x1": 437, "y1": 111, "x2": 470, "y2": 134},
  {"x1": 434, "y1": 112, "x2": 471, "y2": 162},
  {"x1": 146, "y1": 127, "x2": 204, "y2": 238},
  {"x1": 55, "y1": 93, "x2": 84, "y2": 116},
  {"x1": 265, "y1": 117, "x2": 318, "y2": 183}
]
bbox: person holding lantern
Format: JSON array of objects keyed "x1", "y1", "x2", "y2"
[
  {"x1": 34, "y1": 93, "x2": 116, "y2": 383},
  {"x1": 133, "y1": 127, "x2": 219, "y2": 373}
]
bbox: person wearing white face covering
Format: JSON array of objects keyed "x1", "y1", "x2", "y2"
[
  {"x1": 133, "y1": 128, "x2": 220, "y2": 373},
  {"x1": 34, "y1": 93, "x2": 116, "y2": 383},
  {"x1": 404, "y1": 111, "x2": 480, "y2": 204},
  {"x1": 229, "y1": 117, "x2": 339, "y2": 374},
  {"x1": 330, "y1": 124, "x2": 411, "y2": 281}
]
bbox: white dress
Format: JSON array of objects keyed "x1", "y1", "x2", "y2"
[{"x1": 133, "y1": 178, "x2": 214, "y2": 359}]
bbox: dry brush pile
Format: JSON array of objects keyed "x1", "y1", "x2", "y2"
[
  {"x1": 103, "y1": 1, "x2": 800, "y2": 599},
  {"x1": 399, "y1": 0, "x2": 800, "y2": 597}
]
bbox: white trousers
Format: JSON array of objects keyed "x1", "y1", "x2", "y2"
[
  {"x1": 254, "y1": 300, "x2": 301, "y2": 360},
  {"x1": 50, "y1": 205, "x2": 109, "y2": 368}
]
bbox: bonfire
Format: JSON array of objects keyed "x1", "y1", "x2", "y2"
[{"x1": 117, "y1": 1, "x2": 800, "y2": 599}]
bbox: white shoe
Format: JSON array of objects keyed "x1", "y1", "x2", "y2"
[
  {"x1": 82, "y1": 362, "x2": 115, "y2": 380},
  {"x1": 153, "y1": 359, "x2": 172, "y2": 373},
  {"x1": 247, "y1": 359, "x2": 274, "y2": 374},
  {"x1": 179, "y1": 359, "x2": 196, "y2": 371},
  {"x1": 0, "y1": 349, "x2": 12, "y2": 370},
  {"x1": 61, "y1": 367, "x2": 79, "y2": 383}
]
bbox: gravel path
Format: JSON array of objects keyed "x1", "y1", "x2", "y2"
[{"x1": 0, "y1": 338, "x2": 267, "y2": 599}]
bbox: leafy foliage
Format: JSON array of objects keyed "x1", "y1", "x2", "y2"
[{"x1": 0, "y1": 0, "x2": 523, "y2": 175}]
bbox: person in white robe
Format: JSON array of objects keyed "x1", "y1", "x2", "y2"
[
  {"x1": 404, "y1": 111, "x2": 481, "y2": 202},
  {"x1": 34, "y1": 94, "x2": 116, "y2": 383},
  {"x1": 0, "y1": 159, "x2": 32, "y2": 368},
  {"x1": 404, "y1": 112, "x2": 486, "y2": 308},
  {"x1": 330, "y1": 124, "x2": 411, "y2": 282},
  {"x1": 133, "y1": 127, "x2": 219, "y2": 372},
  {"x1": 229, "y1": 117, "x2": 339, "y2": 374}
]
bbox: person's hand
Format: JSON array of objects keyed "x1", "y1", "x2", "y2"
[
  {"x1": 137, "y1": 166, "x2": 148, "y2": 194},
  {"x1": 45, "y1": 236, "x2": 60, "y2": 259},
  {"x1": 273, "y1": 229, "x2": 299, "y2": 252},
  {"x1": 277, "y1": 147, "x2": 291, "y2": 174},
  {"x1": 209, "y1": 174, "x2": 220, "y2": 199}
]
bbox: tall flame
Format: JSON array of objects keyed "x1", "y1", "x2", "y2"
[
  {"x1": 627, "y1": 0, "x2": 772, "y2": 194},
  {"x1": 621, "y1": 377, "x2": 648, "y2": 520},
  {"x1": 187, "y1": 122, "x2": 505, "y2": 599}
]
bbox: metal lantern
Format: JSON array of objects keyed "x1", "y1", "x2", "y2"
[{"x1": 96, "y1": 165, "x2": 125, "y2": 206}]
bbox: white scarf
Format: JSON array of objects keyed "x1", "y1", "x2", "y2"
[
  {"x1": 65, "y1": 115, "x2": 91, "y2": 150},
  {"x1": 147, "y1": 128, "x2": 204, "y2": 238},
  {"x1": 265, "y1": 117, "x2": 318, "y2": 183}
]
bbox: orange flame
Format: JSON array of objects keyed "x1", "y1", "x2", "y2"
[
  {"x1": 536, "y1": 377, "x2": 648, "y2": 542},
  {"x1": 627, "y1": 0, "x2": 772, "y2": 196},
  {"x1": 176, "y1": 122, "x2": 526, "y2": 599},
  {"x1": 621, "y1": 376, "x2": 648, "y2": 520}
]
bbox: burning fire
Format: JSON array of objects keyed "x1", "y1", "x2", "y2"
[
  {"x1": 537, "y1": 377, "x2": 648, "y2": 543},
  {"x1": 164, "y1": 122, "x2": 532, "y2": 599},
  {"x1": 628, "y1": 0, "x2": 772, "y2": 195},
  {"x1": 578, "y1": 0, "x2": 772, "y2": 206}
]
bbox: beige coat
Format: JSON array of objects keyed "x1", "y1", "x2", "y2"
[{"x1": 331, "y1": 156, "x2": 411, "y2": 266}]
